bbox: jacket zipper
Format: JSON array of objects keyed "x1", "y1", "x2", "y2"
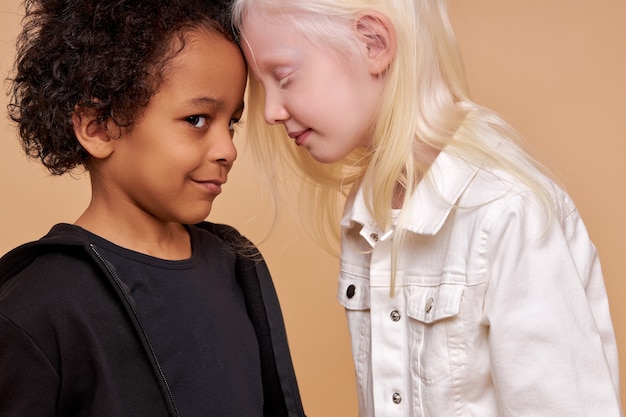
[{"x1": 90, "y1": 244, "x2": 180, "y2": 417}]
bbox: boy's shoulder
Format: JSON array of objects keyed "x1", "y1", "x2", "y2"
[
  {"x1": 194, "y1": 221, "x2": 261, "y2": 260},
  {"x1": 0, "y1": 224, "x2": 109, "y2": 322},
  {"x1": 194, "y1": 221, "x2": 245, "y2": 243},
  {"x1": 0, "y1": 224, "x2": 92, "y2": 289}
]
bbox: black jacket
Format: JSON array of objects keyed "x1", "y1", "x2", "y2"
[{"x1": 0, "y1": 222, "x2": 305, "y2": 417}]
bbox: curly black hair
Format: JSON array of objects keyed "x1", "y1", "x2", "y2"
[{"x1": 7, "y1": 0, "x2": 235, "y2": 175}]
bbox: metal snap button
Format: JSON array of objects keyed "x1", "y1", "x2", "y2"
[
  {"x1": 425, "y1": 297, "x2": 434, "y2": 313},
  {"x1": 392, "y1": 392, "x2": 402, "y2": 404},
  {"x1": 390, "y1": 310, "x2": 401, "y2": 322}
]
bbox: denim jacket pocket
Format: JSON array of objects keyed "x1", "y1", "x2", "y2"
[{"x1": 406, "y1": 283, "x2": 466, "y2": 382}]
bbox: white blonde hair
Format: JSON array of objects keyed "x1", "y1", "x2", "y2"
[{"x1": 232, "y1": 0, "x2": 557, "y2": 260}]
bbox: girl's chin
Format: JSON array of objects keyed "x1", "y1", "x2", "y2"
[{"x1": 309, "y1": 153, "x2": 345, "y2": 164}]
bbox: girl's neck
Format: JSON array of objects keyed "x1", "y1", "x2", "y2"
[
  {"x1": 392, "y1": 144, "x2": 441, "y2": 209},
  {"x1": 392, "y1": 183, "x2": 405, "y2": 209}
]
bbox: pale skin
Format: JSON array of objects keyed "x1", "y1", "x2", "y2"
[
  {"x1": 240, "y1": 11, "x2": 439, "y2": 207},
  {"x1": 72, "y1": 29, "x2": 247, "y2": 260},
  {"x1": 240, "y1": 11, "x2": 395, "y2": 164}
]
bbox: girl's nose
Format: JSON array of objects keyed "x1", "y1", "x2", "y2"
[{"x1": 263, "y1": 90, "x2": 289, "y2": 125}]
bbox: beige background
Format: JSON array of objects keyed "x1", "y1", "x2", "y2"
[{"x1": 1, "y1": 1, "x2": 624, "y2": 415}]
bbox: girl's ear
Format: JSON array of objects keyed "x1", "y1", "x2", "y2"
[
  {"x1": 354, "y1": 12, "x2": 396, "y2": 75},
  {"x1": 71, "y1": 108, "x2": 115, "y2": 159}
]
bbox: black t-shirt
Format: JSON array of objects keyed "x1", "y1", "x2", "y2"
[{"x1": 83, "y1": 225, "x2": 263, "y2": 417}]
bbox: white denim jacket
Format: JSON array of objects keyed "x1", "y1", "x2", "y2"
[{"x1": 337, "y1": 151, "x2": 622, "y2": 417}]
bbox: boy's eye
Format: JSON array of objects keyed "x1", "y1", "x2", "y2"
[
  {"x1": 186, "y1": 115, "x2": 207, "y2": 128},
  {"x1": 229, "y1": 118, "x2": 242, "y2": 132}
]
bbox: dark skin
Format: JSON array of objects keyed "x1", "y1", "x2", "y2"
[{"x1": 73, "y1": 29, "x2": 246, "y2": 259}]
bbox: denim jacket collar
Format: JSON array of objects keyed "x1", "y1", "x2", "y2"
[{"x1": 340, "y1": 151, "x2": 481, "y2": 236}]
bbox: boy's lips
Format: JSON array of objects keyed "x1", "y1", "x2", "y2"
[{"x1": 192, "y1": 178, "x2": 225, "y2": 195}]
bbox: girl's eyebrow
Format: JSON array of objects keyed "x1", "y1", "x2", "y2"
[{"x1": 242, "y1": 34, "x2": 295, "y2": 76}]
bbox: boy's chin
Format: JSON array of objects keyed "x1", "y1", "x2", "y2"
[{"x1": 182, "y1": 208, "x2": 214, "y2": 225}]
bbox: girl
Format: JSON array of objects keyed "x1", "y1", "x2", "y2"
[
  {"x1": 231, "y1": 0, "x2": 622, "y2": 416},
  {"x1": 0, "y1": 0, "x2": 305, "y2": 416}
]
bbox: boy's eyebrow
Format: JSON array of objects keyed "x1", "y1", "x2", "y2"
[
  {"x1": 186, "y1": 96, "x2": 245, "y2": 114},
  {"x1": 187, "y1": 96, "x2": 220, "y2": 107}
]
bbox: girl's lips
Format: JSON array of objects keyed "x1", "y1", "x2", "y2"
[{"x1": 288, "y1": 129, "x2": 310, "y2": 146}]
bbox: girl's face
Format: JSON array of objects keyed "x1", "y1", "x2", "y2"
[
  {"x1": 241, "y1": 13, "x2": 386, "y2": 164},
  {"x1": 96, "y1": 29, "x2": 246, "y2": 226}
]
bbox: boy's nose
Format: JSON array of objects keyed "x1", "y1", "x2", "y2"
[{"x1": 212, "y1": 132, "x2": 237, "y2": 166}]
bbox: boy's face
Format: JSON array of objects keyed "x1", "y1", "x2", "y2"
[
  {"x1": 240, "y1": 13, "x2": 386, "y2": 164},
  {"x1": 99, "y1": 29, "x2": 246, "y2": 225}
]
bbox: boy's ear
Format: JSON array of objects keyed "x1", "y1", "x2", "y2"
[
  {"x1": 71, "y1": 107, "x2": 115, "y2": 159},
  {"x1": 354, "y1": 12, "x2": 396, "y2": 76}
]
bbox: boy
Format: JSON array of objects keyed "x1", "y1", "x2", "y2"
[{"x1": 0, "y1": 1, "x2": 305, "y2": 416}]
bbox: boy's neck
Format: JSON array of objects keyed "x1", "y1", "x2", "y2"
[{"x1": 75, "y1": 207, "x2": 192, "y2": 260}]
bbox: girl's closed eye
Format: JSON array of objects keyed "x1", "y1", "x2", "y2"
[
  {"x1": 185, "y1": 115, "x2": 208, "y2": 128},
  {"x1": 277, "y1": 75, "x2": 291, "y2": 89}
]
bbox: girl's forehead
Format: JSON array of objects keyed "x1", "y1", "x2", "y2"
[
  {"x1": 241, "y1": 35, "x2": 299, "y2": 78},
  {"x1": 241, "y1": 16, "x2": 304, "y2": 57},
  {"x1": 243, "y1": 7, "x2": 317, "y2": 35}
]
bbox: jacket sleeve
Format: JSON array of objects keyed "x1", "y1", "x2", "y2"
[
  {"x1": 200, "y1": 222, "x2": 306, "y2": 417},
  {"x1": 0, "y1": 313, "x2": 59, "y2": 416},
  {"x1": 483, "y1": 194, "x2": 622, "y2": 417}
]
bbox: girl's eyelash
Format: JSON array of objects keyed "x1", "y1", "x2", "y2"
[{"x1": 277, "y1": 75, "x2": 291, "y2": 88}]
